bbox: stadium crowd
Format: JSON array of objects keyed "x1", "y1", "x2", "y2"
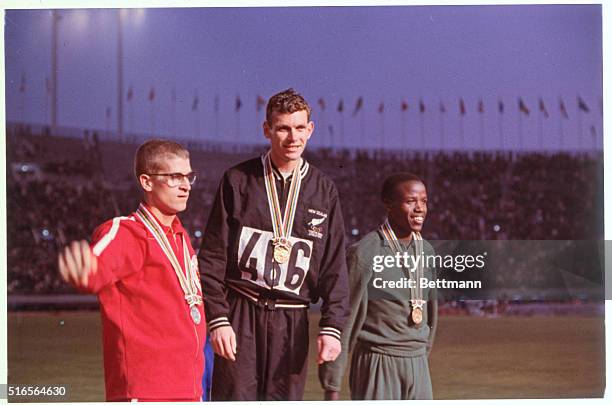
[{"x1": 7, "y1": 130, "x2": 603, "y2": 296}]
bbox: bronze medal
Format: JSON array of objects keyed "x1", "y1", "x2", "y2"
[
  {"x1": 381, "y1": 219, "x2": 427, "y2": 329},
  {"x1": 412, "y1": 307, "x2": 423, "y2": 325}
]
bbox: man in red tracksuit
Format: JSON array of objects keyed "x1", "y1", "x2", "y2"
[{"x1": 58, "y1": 139, "x2": 206, "y2": 401}]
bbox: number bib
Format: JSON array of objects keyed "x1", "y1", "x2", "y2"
[{"x1": 237, "y1": 226, "x2": 313, "y2": 294}]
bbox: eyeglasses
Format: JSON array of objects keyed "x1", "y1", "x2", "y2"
[{"x1": 147, "y1": 172, "x2": 197, "y2": 187}]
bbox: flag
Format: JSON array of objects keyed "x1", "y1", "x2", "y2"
[
  {"x1": 419, "y1": 99, "x2": 425, "y2": 113},
  {"x1": 192, "y1": 94, "x2": 199, "y2": 111},
  {"x1": 498, "y1": 99, "x2": 504, "y2": 114},
  {"x1": 378, "y1": 101, "x2": 384, "y2": 114},
  {"x1": 577, "y1": 96, "x2": 589, "y2": 112},
  {"x1": 19, "y1": 71, "x2": 26, "y2": 93},
  {"x1": 235, "y1": 95, "x2": 242, "y2": 112},
  {"x1": 401, "y1": 99, "x2": 408, "y2": 112},
  {"x1": 559, "y1": 98, "x2": 569, "y2": 119},
  {"x1": 214, "y1": 94, "x2": 220, "y2": 112},
  {"x1": 439, "y1": 101, "x2": 446, "y2": 114},
  {"x1": 148, "y1": 87, "x2": 155, "y2": 102},
  {"x1": 337, "y1": 99, "x2": 344, "y2": 113},
  {"x1": 256, "y1": 95, "x2": 266, "y2": 112},
  {"x1": 459, "y1": 98, "x2": 466, "y2": 115},
  {"x1": 318, "y1": 97, "x2": 326, "y2": 111},
  {"x1": 353, "y1": 97, "x2": 363, "y2": 116},
  {"x1": 478, "y1": 98, "x2": 484, "y2": 114},
  {"x1": 127, "y1": 85, "x2": 133, "y2": 101},
  {"x1": 538, "y1": 97, "x2": 549, "y2": 118},
  {"x1": 518, "y1": 97, "x2": 530, "y2": 115}
]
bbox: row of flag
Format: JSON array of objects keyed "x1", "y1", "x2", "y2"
[
  {"x1": 135, "y1": 91, "x2": 596, "y2": 120},
  {"x1": 19, "y1": 71, "x2": 597, "y2": 119},
  {"x1": 126, "y1": 87, "x2": 596, "y2": 119},
  {"x1": 318, "y1": 95, "x2": 591, "y2": 118},
  {"x1": 125, "y1": 86, "x2": 265, "y2": 113}
]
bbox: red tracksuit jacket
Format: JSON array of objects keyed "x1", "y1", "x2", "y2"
[{"x1": 85, "y1": 204, "x2": 205, "y2": 401}]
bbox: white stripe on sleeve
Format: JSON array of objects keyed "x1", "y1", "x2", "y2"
[{"x1": 92, "y1": 216, "x2": 131, "y2": 257}]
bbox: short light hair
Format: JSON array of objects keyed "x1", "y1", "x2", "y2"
[
  {"x1": 266, "y1": 88, "x2": 312, "y2": 123},
  {"x1": 134, "y1": 139, "x2": 189, "y2": 178}
]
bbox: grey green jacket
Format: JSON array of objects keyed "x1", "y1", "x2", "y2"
[{"x1": 318, "y1": 229, "x2": 438, "y2": 392}]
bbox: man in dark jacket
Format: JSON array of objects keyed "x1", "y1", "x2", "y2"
[
  {"x1": 199, "y1": 88, "x2": 349, "y2": 400},
  {"x1": 319, "y1": 172, "x2": 438, "y2": 400}
]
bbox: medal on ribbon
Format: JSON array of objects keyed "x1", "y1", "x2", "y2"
[
  {"x1": 411, "y1": 299, "x2": 425, "y2": 324},
  {"x1": 135, "y1": 204, "x2": 203, "y2": 324},
  {"x1": 262, "y1": 152, "x2": 302, "y2": 266},
  {"x1": 273, "y1": 237, "x2": 292, "y2": 264},
  {"x1": 190, "y1": 305, "x2": 202, "y2": 324},
  {"x1": 380, "y1": 219, "x2": 425, "y2": 327}
]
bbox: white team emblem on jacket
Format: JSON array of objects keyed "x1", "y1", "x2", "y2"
[{"x1": 307, "y1": 208, "x2": 327, "y2": 239}]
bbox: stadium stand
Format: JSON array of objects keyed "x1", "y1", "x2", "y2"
[{"x1": 6, "y1": 123, "x2": 604, "y2": 302}]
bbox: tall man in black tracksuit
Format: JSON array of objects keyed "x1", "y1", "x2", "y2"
[{"x1": 198, "y1": 88, "x2": 349, "y2": 400}]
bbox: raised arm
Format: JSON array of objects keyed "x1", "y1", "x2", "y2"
[
  {"x1": 58, "y1": 240, "x2": 97, "y2": 291},
  {"x1": 58, "y1": 217, "x2": 145, "y2": 293}
]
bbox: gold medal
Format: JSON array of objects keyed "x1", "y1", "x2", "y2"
[
  {"x1": 412, "y1": 307, "x2": 423, "y2": 325},
  {"x1": 273, "y1": 240, "x2": 292, "y2": 264},
  {"x1": 262, "y1": 152, "x2": 302, "y2": 269}
]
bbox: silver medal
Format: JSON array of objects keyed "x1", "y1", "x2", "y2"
[{"x1": 190, "y1": 305, "x2": 201, "y2": 324}]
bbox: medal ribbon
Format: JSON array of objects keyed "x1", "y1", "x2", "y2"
[
  {"x1": 262, "y1": 152, "x2": 302, "y2": 242},
  {"x1": 380, "y1": 218, "x2": 424, "y2": 306},
  {"x1": 135, "y1": 204, "x2": 202, "y2": 307}
]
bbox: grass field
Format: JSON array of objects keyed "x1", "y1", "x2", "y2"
[{"x1": 7, "y1": 311, "x2": 606, "y2": 401}]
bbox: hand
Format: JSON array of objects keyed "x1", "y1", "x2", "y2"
[
  {"x1": 58, "y1": 240, "x2": 97, "y2": 289},
  {"x1": 324, "y1": 390, "x2": 340, "y2": 400},
  {"x1": 210, "y1": 325, "x2": 237, "y2": 361},
  {"x1": 317, "y1": 334, "x2": 341, "y2": 365}
]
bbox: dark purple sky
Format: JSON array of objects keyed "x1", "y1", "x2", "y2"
[{"x1": 4, "y1": 4, "x2": 603, "y2": 151}]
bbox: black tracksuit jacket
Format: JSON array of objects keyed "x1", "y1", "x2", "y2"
[{"x1": 198, "y1": 156, "x2": 349, "y2": 340}]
